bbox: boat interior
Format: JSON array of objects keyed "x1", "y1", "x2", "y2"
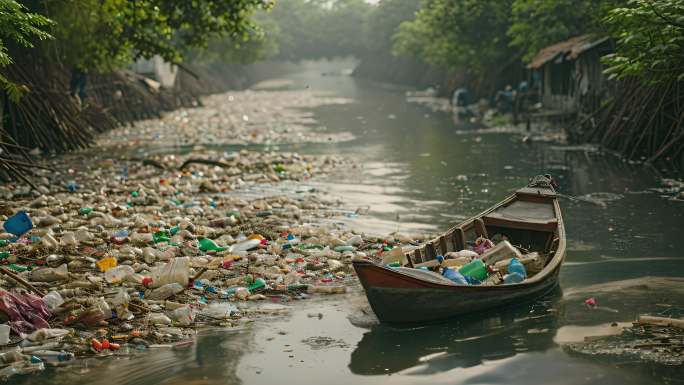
[{"x1": 402, "y1": 187, "x2": 561, "y2": 280}]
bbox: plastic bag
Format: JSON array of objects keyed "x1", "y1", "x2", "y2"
[
  {"x1": 200, "y1": 303, "x2": 237, "y2": 319},
  {"x1": 41, "y1": 291, "x2": 64, "y2": 311},
  {"x1": 173, "y1": 305, "x2": 195, "y2": 326},
  {"x1": 149, "y1": 257, "x2": 189, "y2": 288}
]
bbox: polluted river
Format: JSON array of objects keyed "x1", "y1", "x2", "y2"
[{"x1": 4, "y1": 61, "x2": 684, "y2": 385}]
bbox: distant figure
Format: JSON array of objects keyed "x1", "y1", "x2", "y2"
[
  {"x1": 69, "y1": 67, "x2": 88, "y2": 105},
  {"x1": 495, "y1": 85, "x2": 514, "y2": 113},
  {"x1": 451, "y1": 87, "x2": 470, "y2": 107}
]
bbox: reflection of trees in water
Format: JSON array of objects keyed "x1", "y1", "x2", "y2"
[{"x1": 349, "y1": 289, "x2": 563, "y2": 375}]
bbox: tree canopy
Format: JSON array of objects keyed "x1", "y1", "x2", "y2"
[
  {"x1": 602, "y1": 0, "x2": 684, "y2": 83},
  {"x1": 0, "y1": 0, "x2": 53, "y2": 100},
  {"x1": 40, "y1": 0, "x2": 272, "y2": 71}
]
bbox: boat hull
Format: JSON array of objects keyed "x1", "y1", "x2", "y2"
[{"x1": 354, "y1": 258, "x2": 563, "y2": 323}]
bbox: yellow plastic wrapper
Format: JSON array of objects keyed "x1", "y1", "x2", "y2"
[{"x1": 96, "y1": 256, "x2": 117, "y2": 272}]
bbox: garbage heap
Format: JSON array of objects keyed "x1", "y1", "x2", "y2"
[
  {"x1": 0, "y1": 149, "x2": 406, "y2": 379},
  {"x1": 387, "y1": 236, "x2": 547, "y2": 286}
]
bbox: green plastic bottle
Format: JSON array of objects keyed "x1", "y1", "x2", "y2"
[
  {"x1": 458, "y1": 259, "x2": 487, "y2": 281},
  {"x1": 248, "y1": 278, "x2": 266, "y2": 292},
  {"x1": 198, "y1": 238, "x2": 227, "y2": 252},
  {"x1": 8, "y1": 264, "x2": 28, "y2": 272},
  {"x1": 152, "y1": 231, "x2": 170, "y2": 244}
]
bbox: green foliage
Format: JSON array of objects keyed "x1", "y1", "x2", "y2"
[
  {"x1": 364, "y1": 0, "x2": 421, "y2": 55},
  {"x1": 0, "y1": 0, "x2": 53, "y2": 101},
  {"x1": 191, "y1": 18, "x2": 280, "y2": 66},
  {"x1": 393, "y1": 0, "x2": 514, "y2": 73},
  {"x1": 43, "y1": 0, "x2": 272, "y2": 71},
  {"x1": 258, "y1": 0, "x2": 372, "y2": 61},
  {"x1": 602, "y1": 0, "x2": 684, "y2": 83},
  {"x1": 508, "y1": 0, "x2": 624, "y2": 62}
]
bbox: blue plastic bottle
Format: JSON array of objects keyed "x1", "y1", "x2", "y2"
[
  {"x1": 507, "y1": 258, "x2": 527, "y2": 278},
  {"x1": 503, "y1": 272, "x2": 525, "y2": 284},
  {"x1": 503, "y1": 258, "x2": 527, "y2": 284},
  {"x1": 442, "y1": 267, "x2": 469, "y2": 285}
]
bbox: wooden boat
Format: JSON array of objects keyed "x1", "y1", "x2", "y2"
[{"x1": 353, "y1": 175, "x2": 565, "y2": 324}]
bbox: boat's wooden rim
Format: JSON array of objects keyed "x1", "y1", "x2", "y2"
[{"x1": 353, "y1": 185, "x2": 565, "y2": 290}]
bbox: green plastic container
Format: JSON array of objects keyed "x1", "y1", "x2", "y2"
[
  {"x1": 248, "y1": 278, "x2": 266, "y2": 292},
  {"x1": 198, "y1": 238, "x2": 227, "y2": 252},
  {"x1": 458, "y1": 259, "x2": 487, "y2": 281}
]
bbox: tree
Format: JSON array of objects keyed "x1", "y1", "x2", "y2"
[
  {"x1": 363, "y1": 0, "x2": 421, "y2": 55},
  {"x1": 393, "y1": 0, "x2": 515, "y2": 74},
  {"x1": 258, "y1": 0, "x2": 372, "y2": 61},
  {"x1": 507, "y1": 0, "x2": 627, "y2": 62},
  {"x1": 0, "y1": 0, "x2": 52, "y2": 100},
  {"x1": 602, "y1": 0, "x2": 684, "y2": 83},
  {"x1": 41, "y1": 0, "x2": 272, "y2": 71}
]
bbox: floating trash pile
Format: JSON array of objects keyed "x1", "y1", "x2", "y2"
[
  {"x1": 0, "y1": 147, "x2": 419, "y2": 380},
  {"x1": 97, "y1": 90, "x2": 356, "y2": 148},
  {"x1": 565, "y1": 315, "x2": 684, "y2": 367}
]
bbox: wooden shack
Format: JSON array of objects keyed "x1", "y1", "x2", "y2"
[{"x1": 528, "y1": 34, "x2": 613, "y2": 114}]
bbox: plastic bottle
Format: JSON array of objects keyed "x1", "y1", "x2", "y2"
[
  {"x1": 104, "y1": 265, "x2": 134, "y2": 283},
  {"x1": 198, "y1": 238, "x2": 227, "y2": 252},
  {"x1": 153, "y1": 231, "x2": 171, "y2": 244},
  {"x1": 458, "y1": 259, "x2": 488, "y2": 281},
  {"x1": 230, "y1": 239, "x2": 260, "y2": 254},
  {"x1": 30, "y1": 264, "x2": 68, "y2": 282},
  {"x1": 0, "y1": 324, "x2": 9, "y2": 345},
  {"x1": 507, "y1": 258, "x2": 527, "y2": 278},
  {"x1": 173, "y1": 305, "x2": 195, "y2": 326},
  {"x1": 502, "y1": 258, "x2": 527, "y2": 284},
  {"x1": 31, "y1": 350, "x2": 74, "y2": 363},
  {"x1": 147, "y1": 282, "x2": 184, "y2": 300},
  {"x1": 0, "y1": 349, "x2": 24, "y2": 364},
  {"x1": 442, "y1": 267, "x2": 469, "y2": 285},
  {"x1": 149, "y1": 257, "x2": 189, "y2": 288},
  {"x1": 148, "y1": 313, "x2": 172, "y2": 325},
  {"x1": 234, "y1": 287, "x2": 250, "y2": 300},
  {"x1": 334, "y1": 245, "x2": 355, "y2": 252},
  {"x1": 248, "y1": 278, "x2": 266, "y2": 293},
  {"x1": 503, "y1": 272, "x2": 525, "y2": 284}
]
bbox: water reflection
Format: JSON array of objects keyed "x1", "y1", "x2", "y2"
[{"x1": 349, "y1": 290, "x2": 562, "y2": 376}]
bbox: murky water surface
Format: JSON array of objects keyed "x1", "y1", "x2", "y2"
[{"x1": 14, "y1": 62, "x2": 684, "y2": 384}]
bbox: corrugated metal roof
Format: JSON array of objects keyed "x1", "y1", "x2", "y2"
[{"x1": 528, "y1": 34, "x2": 608, "y2": 69}]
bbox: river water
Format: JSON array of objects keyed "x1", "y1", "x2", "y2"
[{"x1": 13, "y1": 61, "x2": 684, "y2": 384}]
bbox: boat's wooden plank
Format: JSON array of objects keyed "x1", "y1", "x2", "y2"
[
  {"x1": 439, "y1": 236, "x2": 448, "y2": 255},
  {"x1": 483, "y1": 216, "x2": 557, "y2": 232},
  {"x1": 516, "y1": 187, "x2": 556, "y2": 199},
  {"x1": 404, "y1": 251, "x2": 414, "y2": 268},
  {"x1": 474, "y1": 218, "x2": 489, "y2": 238},
  {"x1": 453, "y1": 227, "x2": 465, "y2": 250},
  {"x1": 424, "y1": 242, "x2": 437, "y2": 260},
  {"x1": 444, "y1": 231, "x2": 456, "y2": 252},
  {"x1": 549, "y1": 237, "x2": 559, "y2": 253},
  {"x1": 413, "y1": 248, "x2": 423, "y2": 264}
]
